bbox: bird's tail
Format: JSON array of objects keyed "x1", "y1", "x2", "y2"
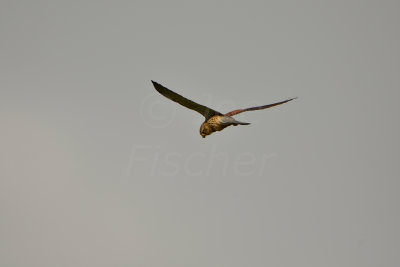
[
  {"x1": 232, "y1": 120, "x2": 250, "y2": 126},
  {"x1": 220, "y1": 116, "x2": 250, "y2": 126}
]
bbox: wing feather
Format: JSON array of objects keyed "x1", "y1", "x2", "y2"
[{"x1": 152, "y1": 81, "x2": 222, "y2": 119}]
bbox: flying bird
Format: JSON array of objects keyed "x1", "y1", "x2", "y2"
[{"x1": 152, "y1": 81, "x2": 296, "y2": 138}]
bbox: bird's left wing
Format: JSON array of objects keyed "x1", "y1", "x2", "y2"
[
  {"x1": 152, "y1": 81, "x2": 223, "y2": 119},
  {"x1": 224, "y1": 97, "x2": 297, "y2": 116}
]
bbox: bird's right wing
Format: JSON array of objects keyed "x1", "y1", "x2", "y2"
[
  {"x1": 225, "y1": 97, "x2": 297, "y2": 116},
  {"x1": 152, "y1": 81, "x2": 223, "y2": 119}
]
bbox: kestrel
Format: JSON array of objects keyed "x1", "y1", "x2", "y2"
[{"x1": 152, "y1": 81, "x2": 296, "y2": 138}]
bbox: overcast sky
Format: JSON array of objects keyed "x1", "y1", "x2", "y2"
[{"x1": 1, "y1": 1, "x2": 399, "y2": 266}]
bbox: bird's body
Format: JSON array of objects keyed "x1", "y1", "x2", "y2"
[
  {"x1": 200, "y1": 115, "x2": 250, "y2": 138},
  {"x1": 151, "y1": 81, "x2": 296, "y2": 138}
]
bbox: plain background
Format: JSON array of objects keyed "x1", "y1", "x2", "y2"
[{"x1": 1, "y1": 1, "x2": 399, "y2": 266}]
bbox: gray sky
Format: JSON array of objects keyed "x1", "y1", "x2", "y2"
[{"x1": 1, "y1": 1, "x2": 399, "y2": 266}]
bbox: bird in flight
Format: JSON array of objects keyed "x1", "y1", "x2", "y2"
[{"x1": 152, "y1": 81, "x2": 296, "y2": 138}]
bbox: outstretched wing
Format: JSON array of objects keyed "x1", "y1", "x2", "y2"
[
  {"x1": 225, "y1": 97, "x2": 297, "y2": 117},
  {"x1": 152, "y1": 81, "x2": 223, "y2": 119}
]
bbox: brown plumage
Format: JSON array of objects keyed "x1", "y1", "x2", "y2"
[{"x1": 152, "y1": 81, "x2": 296, "y2": 138}]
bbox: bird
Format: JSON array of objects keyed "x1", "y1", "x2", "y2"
[{"x1": 151, "y1": 81, "x2": 296, "y2": 138}]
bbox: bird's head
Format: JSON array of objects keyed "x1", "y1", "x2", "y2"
[{"x1": 199, "y1": 122, "x2": 212, "y2": 138}]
